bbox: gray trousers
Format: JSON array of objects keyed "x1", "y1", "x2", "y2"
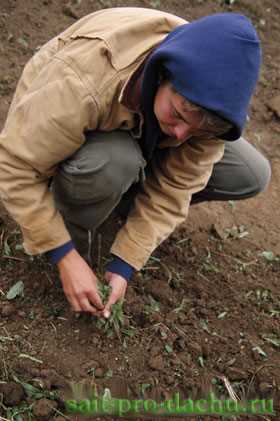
[{"x1": 52, "y1": 131, "x2": 271, "y2": 259}]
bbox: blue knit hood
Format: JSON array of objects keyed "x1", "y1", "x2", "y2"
[{"x1": 140, "y1": 12, "x2": 261, "y2": 159}]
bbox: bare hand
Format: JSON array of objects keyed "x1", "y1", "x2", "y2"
[
  {"x1": 102, "y1": 271, "x2": 127, "y2": 319},
  {"x1": 58, "y1": 249, "x2": 104, "y2": 315}
]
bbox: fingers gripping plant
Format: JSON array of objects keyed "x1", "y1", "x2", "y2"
[{"x1": 96, "y1": 283, "x2": 124, "y2": 339}]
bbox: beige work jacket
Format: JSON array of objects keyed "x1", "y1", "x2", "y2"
[{"x1": 0, "y1": 7, "x2": 224, "y2": 270}]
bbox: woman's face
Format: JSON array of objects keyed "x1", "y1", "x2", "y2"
[{"x1": 153, "y1": 81, "x2": 223, "y2": 141}]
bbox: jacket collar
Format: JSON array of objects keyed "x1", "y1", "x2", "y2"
[{"x1": 118, "y1": 61, "x2": 145, "y2": 112}]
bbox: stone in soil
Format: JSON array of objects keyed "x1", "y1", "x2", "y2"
[
  {"x1": 40, "y1": 368, "x2": 67, "y2": 388},
  {"x1": 0, "y1": 382, "x2": 25, "y2": 406}
]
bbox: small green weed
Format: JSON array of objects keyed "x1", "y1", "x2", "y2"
[
  {"x1": 260, "y1": 251, "x2": 279, "y2": 263},
  {"x1": 224, "y1": 225, "x2": 249, "y2": 239},
  {"x1": 13, "y1": 375, "x2": 58, "y2": 400},
  {"x1": 144, "y1": 295, "x2": 160, "y2": 315},
  {"x1": 150, "y1": 0, "x2": 161, "y2": 8},
  {"x1": 96, "y1": 283, "x2": 124, "y2": 340}
]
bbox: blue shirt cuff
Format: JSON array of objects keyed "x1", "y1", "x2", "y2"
[
  {"x1": 106, "y1": 256, "x2": 135, "y2": 281},
  {"x1": 46, "y1": 240, "x2": 75, "y2": 264}
]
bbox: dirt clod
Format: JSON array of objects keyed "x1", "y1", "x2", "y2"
[
  {"x1": 0, "y1": 382, "x2": 24, "y2": 406},
  {"x1": 258, "y1": 381, "x2": 274, "y2": 397},
  {"x1": 148, "y1": 355, "x2": 165, "y2": 371},
  {"x1": 32, "y1": 398, "x2": 58, "y2": 420},
  {"x1": 94, "y1": 367, "x2": 105, "y2": 378},
  {"x1": 40, "y1": 369, "x2": 67, "y2": 388},
  {"x1": 145, "y1": 281, "x2": 174, "y2": 306},
  {"x1": 1, "y1": 302, "x2": 15, "y2": 317}
]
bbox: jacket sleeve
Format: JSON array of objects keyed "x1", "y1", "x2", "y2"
[
  {"x1": 110, "y1": 137, "x2": 225, "y2": 270},
  {"x1": 0, "y1": 58, "x2": 98, "y2": 255}
]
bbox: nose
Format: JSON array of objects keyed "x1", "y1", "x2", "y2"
[{"x1": 173, "y1": 122, "x2": 191, "y2": 141}]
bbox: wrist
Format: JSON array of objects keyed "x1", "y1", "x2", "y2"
[
  {"x1": 46, "y1": 240, "x2": 75, "y2": 264},
  {"x1": 57, "y1": 248, "x2": 77, "y2": 269},
  {"x1": 106, "y1": 255, "x2": 135, "y2": 281}
]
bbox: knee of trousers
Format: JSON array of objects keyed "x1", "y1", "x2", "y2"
[
  {"x1": 52, "y1": 130, "x2": 146, "y2": 205},
  {"x1": 248, "y1": 153, "x2": 271, "y2": 196},
  {"x1": 227, "y1": 151, "x2": 271, "y2": 199}
]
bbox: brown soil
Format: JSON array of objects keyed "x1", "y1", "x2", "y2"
[{"x1": 0, "y1": 1, "x2": 280, "y2": 420}]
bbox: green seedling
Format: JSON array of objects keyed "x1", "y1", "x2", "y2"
[
  {"x1": 144, "y1": 295, "x2": 160, "y2": 315},
  {"x1": 164, "y1": 344, "x2": 173, "y2": 354},
  {"x1": 96, "y1": 283, "x2": 124, "y2": 340},
  {"x1": 150, "y1": 0, "x2": 161, "y2": 8},
  {"x1": 6, "y1": 280, "x2": 24, "y2": 300},
  {"x1": 5, "y1": 402, "x2": 34, "y2": 421},
  {"x1": 3, "y1": 237, "x2": 12, "y2": 256},
  {"x1": 203, "y1": 261, "x2": 220, "y2": 273},
  {"x1": 199, "y1": 319, "x2": 212, "y2": 334},
  {"x1": 245, "y1": 288, "x2": 272, "y2": 308},
  {"x1": 140, "y1": 383, "x2": 151, "y2": 397},
  {"x1": 252, "y1": 346, "x2": 267, "y2": 358},
  {"x1": 217, "y1": 311, "x2": 228, "y2": 319},
  {"x1": 173, "y1": 298, "x2": 188, "y2": 313},
  {"x1": 260, "y1": 251, "x2": 279, "y2": 262},
  {"x1": 262, "y1": 334, "x2": 280, "y2": 348},
  {"x1": 13, "y1": 375, "x2": 58, "y2": 400},
  {"x1": 269, "y1": 308, "x2": 280, "y2": 317},
  {"x1": 198, "y1": 356, "x2": 205, "y2": 368},
  {"x1": 224, "y1": 225, "x2": 249, "y2": 239}
]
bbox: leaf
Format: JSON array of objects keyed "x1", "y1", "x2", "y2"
[
  {"x1": 198, "y1": 356, "x2": 205, "y2": 367},
  {"x1": 3, "y1": 238, "x2": 12, "y2": 256},
  {"x1": 17, "y1": 37, "x2": 29, "y2": 48},
  {"x1": 150, "y1": 0, "x2": 161, "y2": 8},
  {"x1": 252, "y1": 346, "x2": 267, "y2": 358},
  {"x1": 140, "y1": 383, "x2": 151, "y2": 396},
  {"x1": 121, "y1": 327, "x2": 136, "y2": 337},
  {"x1": 263, "y1": 336, "x2": 280, "y2": 348},
  {"x1": 173, "y1": 298, "x2": 188, "y2": 313},
  {"x1": 102, "y1": 388, "x2": 112, "y2": 399},
  {"x1": 105, "y1": 369, "x2": 113, "y2": 378},
  {"x1": 200, "y1": 319, "x2": 211, "y2": 334},
  {"x1": 217, "y1": 311, "x2": 227, "y2": 319},
  {"x1": 17, "y1": 380, "x2": 42, "y2": 398},
  {"x1": 6, "y1": 281, "x2": 24, "y2": 300},
  {"x1": 261, "y1": 251, "x2": 277, "y2": 262},
  {"x1": 18, "y1": 353, "x2": 43, "y2": 364},
  {"x1": 164, "y1": 344, "x2": 173, "y2": 354}
]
